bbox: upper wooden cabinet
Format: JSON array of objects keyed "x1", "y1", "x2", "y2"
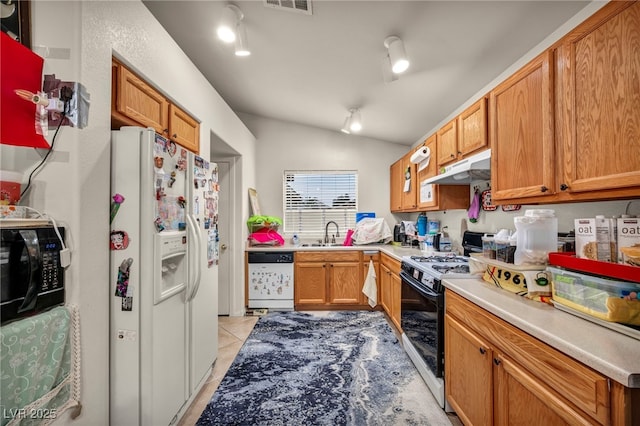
[
  {"x1": 389, "y1": 159, "x2": 403, "y2": 212},
  {"x1": 401, "y1": 152, "x2": 418, "y2": 211},
  {"x1": 458, "y1": 97, "x2": 488, "y2": 158},
  {"x1": 437, "y1": 98, "x2": 489, "y2": 168},
  {"x1": 417, "y1": 135, "x2": 469, "y2": 211},
  {"x1": 390, "y1": 152, "x2": 418, "y2": 212},
  {"x1": 491, "y1": 1, "x2": 640, "y2": 203},
  {"x1": 169, "y1": 104, "x2": 200, "y2": 154},
  {"x1": 557, "y1": 1, "x2": 640, "y2": 196},
  {"x1": 112, "y1": 59, "x2": 200, "y2": 154},
  {"x1": 113, "y1": 62, "x2": 169, "y2": 134},
  {"x1": 490, "y1": 50, "x2": 555, "y2": 202},
  {"x1": 436, "y1": 118, "x2": 458, "y2": 167}
]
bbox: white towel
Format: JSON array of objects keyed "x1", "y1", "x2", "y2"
[{"x1": 362, "y1": 260, "x2": 377, "y2": 308}]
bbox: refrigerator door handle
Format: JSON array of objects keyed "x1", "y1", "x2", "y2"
[{"x1": 186, "y1": 214, "x2": 202, "y2": 301}]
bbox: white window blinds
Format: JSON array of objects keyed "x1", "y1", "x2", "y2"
[{"x1": 283, "y1": 170, "x2": 358, "y2": 235}]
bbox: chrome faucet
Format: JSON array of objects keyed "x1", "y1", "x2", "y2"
[{"x1": 324, "y1": 221, "x2": 340, "y2": 244}]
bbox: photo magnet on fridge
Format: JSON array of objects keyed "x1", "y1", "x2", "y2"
[{"x1": 110, "y1": 230, "x2": 130, "y2": 250}]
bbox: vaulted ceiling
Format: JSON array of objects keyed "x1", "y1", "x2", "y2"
[{"x1": 144, "y1": 0, "x2": 591, "y2": 146}]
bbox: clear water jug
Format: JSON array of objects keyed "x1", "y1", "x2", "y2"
[{"x1": 514, "y1": 209, "x2": 557, "y2": 265}]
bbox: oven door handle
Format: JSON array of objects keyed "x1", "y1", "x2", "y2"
[{"x1": 400, "y1": 271, "x2": 440, "y2": 301}]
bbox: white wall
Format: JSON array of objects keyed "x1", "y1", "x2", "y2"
[
  {"x1": 421, "y1": 193, "x2": 639, "y2": 254},
  {"x1": 239, "y1": 113, "x2": 408, "y2": 240},
  {"x1": 4, "y1": 1, "x2": 257, "y2": 424}
]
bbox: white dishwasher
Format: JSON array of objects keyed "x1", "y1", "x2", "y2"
[{"x1": 247, "y1": 251, "x2": 294, "y2": 310}]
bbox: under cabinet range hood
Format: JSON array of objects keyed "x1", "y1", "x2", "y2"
[{"x1": 422, "y1": 149, "x2": 491, "y2": 185}]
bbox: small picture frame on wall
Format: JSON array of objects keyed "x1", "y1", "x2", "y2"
[
  {"x1": 1, "y1": 0, "x2": 31, "y2": 48},
  {"x1": 248, "y1": 188, "x2": 261, "y2": 216}
]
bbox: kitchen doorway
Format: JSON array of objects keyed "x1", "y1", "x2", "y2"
[{"x1": 217, "y1": 160, "x2": 231, "y2": 315}]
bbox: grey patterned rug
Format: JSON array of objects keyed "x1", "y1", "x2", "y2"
[{"x1": 196, "y1": 310, "x2": 451, "y2": 425}]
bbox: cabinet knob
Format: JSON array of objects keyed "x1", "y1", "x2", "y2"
[
  {"x1": 560, "y1": 183, "x2": 569, "y2": 191},
  {"x1": 172, "y1": 133, "x2": 178, "y2": 139},
  {"x1": 450, "y1": 153, "x2": 455, "y2": 158},
  {"x1": 479, "y1": 347, "x2": 486, "y2": 355},
  {"x1": 457, "y1": 151, "x2": 462, "y2": 156},
  {"x1": 540, "y1": 186, "x2": 548, "y2": 193},
  {"x1": 163, "y1": 128, "x2": 169, "y2": 134},
  {"x1": 493, "y1": 358, "x2": 501, "y2": 366}
]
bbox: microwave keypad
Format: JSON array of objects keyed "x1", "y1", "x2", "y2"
[{"x1": 41, "y1": 250, "x2": 60, "y2": 292}]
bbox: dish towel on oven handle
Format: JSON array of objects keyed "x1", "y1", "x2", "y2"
[
  {"x1": 362, "y1": 260, "x2": 377, "y2": 308},
  {"x1": 1, "y1": 305, "x2": 82, "y2": 426}
]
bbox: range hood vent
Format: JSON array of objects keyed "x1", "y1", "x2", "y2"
[
  {"x1": 264, "y1": 0, "x2": 312, "y2": 15},
  {"x1": 422, "y1": 149, "x2": 491, "y2": 185}
]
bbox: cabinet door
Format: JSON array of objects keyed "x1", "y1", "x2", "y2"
[
  {"x1": 401, "y1": 153, "x2": 417, "y2": 211},
  {"x1": 417, "y1": 136, "x2": 439, "y2": 210},
  {"x1": 328, "y1": 262, "x2": 362, "y2": 304},
  {"x1": 445, "y1": 314, "x2": 494, "y2": 426},
  {"x1": 558, "y1": 1, "x2": 640, "y2": 194},
  {"x1": 379, "y1": 264, "x2": 392, "y2": 315},
  {"x1": 436, "y1": 118, "x2": 458, "y2": 166},
  {"x1": 294, "y1": 262, "x2": 327, "y2": 305},
  {"x1": 494, "y1": 354, "x2": 595, "y2": 426},
  {"x1": 458, "y1": 97, "x2": 488, "y2": 157},
  {"x1": 116, "y1": 65, "x2": 169, "y2": 135},
  {"x1": 361, "y1": 252, "x2": 380, "y2": 306},
  {"x1": 390, "y1": 159, "x2": 403, "y2": 212},
  {"x1": 490, "y1": 51, "x2": 555, "y2": 202},
  {"x1": 390, "y1": 272, "x2": 402, "y2": 331},
  {"x1": 169, "y1": 104, "x2": 200, "y2": 154}
]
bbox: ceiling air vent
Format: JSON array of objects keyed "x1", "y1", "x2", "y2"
[{"x1": 264, "y1": 0, "x2": 312, "y2": 15}]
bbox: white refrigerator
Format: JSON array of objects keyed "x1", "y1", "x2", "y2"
[{"x1": 110, "y1": 126, "x2": 219, "y2": 426}]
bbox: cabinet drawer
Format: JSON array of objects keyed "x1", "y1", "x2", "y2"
[
  {"x1": 295, "y1": 251, "x2": 360, "y2": 263},
  {"x1": 381, "y1": 253, "x2": 400, "y2": 274},
  {"x1": 361, "y1": 251, "x2": 380, "y2": 263},
  {"x1": 446, "y1": 290, "x2": 610, "y2": 424}
]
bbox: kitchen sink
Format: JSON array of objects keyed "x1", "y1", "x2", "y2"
[{"x1": 299, "y1": 243, "x2": 338, "y2": 247}]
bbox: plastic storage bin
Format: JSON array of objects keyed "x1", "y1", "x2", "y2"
[
  {"x1": 514, "y1": 209, "x2": 557, "y2": 265},
  {"x1": 482, "y1": 235, "x2": 496, "y2": 259},
  {"x1": 549, "y1": 266, "x2": 640, "y2": 325}
]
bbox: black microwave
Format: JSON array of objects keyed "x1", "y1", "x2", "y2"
[{"x1": 0, "y1": 224, "x2": 65, "y2": 324}]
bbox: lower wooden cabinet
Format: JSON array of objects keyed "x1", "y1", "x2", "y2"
[
  {"x1": 295, "y1": 251, "x2": 368, "y2": 309},
  {"x1": 445, "y1": 289, "x2": 622, "y2": 426},
  {"x1": 380, "y1": 253, "x2": 401, "y2": 331}
]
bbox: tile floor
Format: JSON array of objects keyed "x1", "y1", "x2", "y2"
[
  {"x1": 178, "y1": 315, "x2": 259, "y2": 426},
  {"x1": 178, "y1": 314, "x2": 462, "y2": 426}
]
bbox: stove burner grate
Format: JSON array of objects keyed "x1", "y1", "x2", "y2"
[
  {"x1": 431, "y1": 264, "x2": 471, "y2": 274},
  {"x1": 410, "y1": 254, "x2": 468, "y2": 264}
]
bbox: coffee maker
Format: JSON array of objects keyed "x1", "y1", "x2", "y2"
[{"x1": 393, "y1": 223, "x2": 405, "y2": 243}]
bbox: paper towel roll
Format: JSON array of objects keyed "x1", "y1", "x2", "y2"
[
  {"x1": 410, "y1": 146, "x2": 430, "y2": 163},
  {"x1": 410, "y1": 146, "x2": 431, "y2": 171}
]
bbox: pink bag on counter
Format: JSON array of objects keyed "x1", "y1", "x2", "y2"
[{"x1": 249, "y1": 230, "x2": 285, "y2": 246}]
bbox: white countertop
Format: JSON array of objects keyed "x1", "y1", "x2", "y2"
[
  {"x1": 245, "y1": 242, "x2": 423, "y2": 262},
  {"x1": 443, "y1": 277, "x2": 640, "y2": 388}
]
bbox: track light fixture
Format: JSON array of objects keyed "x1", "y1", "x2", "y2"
[
  {"x1": 234, "y1": 22, "x2": 251, "y2": 56},
  {"x1": 217, "y1": 4, "x2": 242, "y2": 43},
  {"x1": 384, "y1": 36, "x2": 410, "y2": 74},
  {"x1": 217, "y1": 4, "x2": 251, "y2": 57},
  {"x1": 341, "y1": 108, "x2": 362, "y2": 134}
]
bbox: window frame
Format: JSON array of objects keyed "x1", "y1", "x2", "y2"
[{"x1": 283, "y1": 170, "x2": 358, "y2": 237}]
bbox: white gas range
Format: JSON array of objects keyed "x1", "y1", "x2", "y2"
[{"x1": 399, "y1": 253, "x2": 474, "y2": 412}]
